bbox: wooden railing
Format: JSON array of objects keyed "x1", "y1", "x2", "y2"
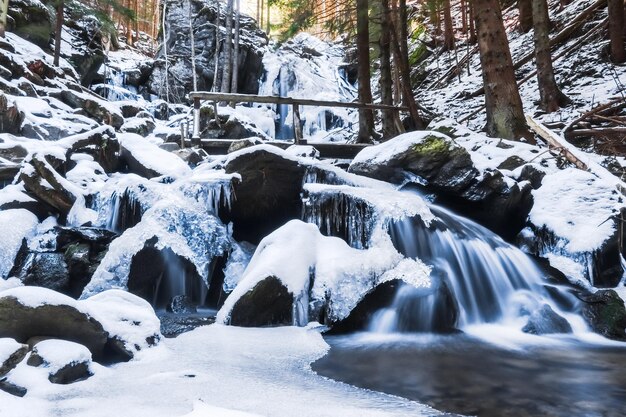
[{"x1": 188, "y1": 92, "x2": 408, "y2": 144}]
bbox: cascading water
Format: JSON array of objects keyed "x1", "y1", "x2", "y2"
[
  {"x1": 369, "y1": 202, "x2": 581, "y2": 333},
  {"x1": 276, "y1": 66, "x2": 294, "y2": 140}
]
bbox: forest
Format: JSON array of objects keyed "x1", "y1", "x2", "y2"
[{"x1": 0, "y1": 0, "x2": 625, "y2": 416}]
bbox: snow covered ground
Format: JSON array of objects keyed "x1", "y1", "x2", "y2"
[{"x1": 0, "y1": 325, "x2": 447, "y2": 417}]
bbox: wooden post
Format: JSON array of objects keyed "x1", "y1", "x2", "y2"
[
  {"x1": 293, "y1": 103, "x2": 304, "y2": 145},
  {"x1": 192, "y1": 98, "x2": 200, "y2": 146}
]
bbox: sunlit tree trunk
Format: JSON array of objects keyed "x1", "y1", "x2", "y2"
[
  {"x1": 356, "y1": 0, "x2": 374, "y2": 143},
  {"x1": 443, "y1": 0, "x2": 455, "y2": 50},
  {"x1": 231, "y1": 0, "x2": 240, "y2": 94},
  {"x1": 474, "y1": 0, "x2": 533, "y2": 141},
  {"x1": 380, "y1": 0, "x2": 398, "y2": 138},
  {"x1": 54, "y1": 0, "x2": 64, "y2": 67},
  {"x1": 221, "y1": 0, "x2": 234, "y2": 93}
]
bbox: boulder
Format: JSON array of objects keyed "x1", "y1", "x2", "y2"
[
  {"x1": 63, "y1": 126, "x2": 121, "y2": 173},
  {"x1": 120, "y1": 117, "x2": 156, "y2": 136},
  {"x1": 577, "y1": 290, "x2": 626, "y2": 340},
  {"x1": 522, "y1": 304, "x2": 573, "y2": 335},
  {"x1": 0, "y1": 288, "x2": 109, "y2": 360},
  {"x1": 227, "y1": 137, "x2": 263, "y2": 154},
  {"x1": 224, "y1": 145, "x2": 307, "y2": 243},
  {"x1": 7, "y1": 0, "x2": 52, "y2": 49},
  {"x1": 0, "y1": 338, "x2": 28, "y2": 377},
  {"x1": 27, "y1": 339, "x2": 93, "y2": 384},
  {"x1": 229, "y1": 276, "x2": 294, "y2": 327},
  {"x1": 120, "y1": 134, "x2": 191, "y2": 179},
  {"x1": 0, "y1": 377, "x2": 27, "y2": 397},
  {"x1": 16, "y1": 252, "x2": 70, "y2": 293},
  {"x1": 349, "y1": 131, "x2": 533, "y2": 240},
  {"x1": 59, "y1": 89, "x2": 124, "y2": 128},
  {"x1": 0, "y1": 93, "x2": 24, "y2": 135}
]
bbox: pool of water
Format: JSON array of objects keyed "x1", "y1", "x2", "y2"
[{"x1": 312, "y1": 332, "x2": 626, "y2": 417}]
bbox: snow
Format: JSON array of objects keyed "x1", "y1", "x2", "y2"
[
  {"x1": 225, "y1": 143, "x2": 300, "y2": 165},
  {"x1": 222, "y1": 241, "x2": 256, "y2": 293},
  {"x1": 0, "y1": 278, "x2": 24, "y2": 292},
  {"x1": 0, "y1": 338, "x2": 24, "y2": 365},
  {"x1": 119, "y1": 133, "x2": 191, "y2": 178},
  {"x1": 0, "y1": 325, "x2": 444, "y2": 417},
  {"x1": 0, "y1": 184, "x2": 36, "y2": 206},
  {"x1": 530, "y1": 168, "x2": 623, "y2": 253},
  {"x1": 0, "y1": 209, "x2": 39, "y2": 279},
  {"x1": 0, "y1": 286, "x2": 80, "y2": 309},
  {"x1": 30, "y1": 340, "x2": 92, "y2": 373},
  {"x1": 217, "y1": 220, "x2": 431, "y2": 325},
  {"x1": 182, "y1": 401, "x2": 264, "y2": 417}
]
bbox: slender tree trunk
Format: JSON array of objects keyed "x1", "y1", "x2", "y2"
[
  {"x1": 213, "y1": 0, "x2": 222, "y2": 91},
  {"x1": 188, "y1": 0, "x2": 197, "y2": 92},
  {"x1": 468, "y1": 0, "x2": 476, "y2": 44},
  {"x1": 221, "y1": 0, "x2": 234, "y2": 93},
  {"x1": 231, "y1": 0, "x2": 240, "y2": 94},
  {"x1": 260, "y1": 0, "x2": 264, "y2": 30},
  {"x1": 532, "y1": 0, "x2": 569, "y2": 111},
  {"x1": 460, "y1": 0, "x2": 467, "y2": 34},
  {"x1": 54, "y1": 0, "x2": 64, "y2": 67},
  {"x1": 356, "y1": 0, "x2": 374, "y2": 143},
  {"x1": 474, "y1": 0, "x2": 533, "y2": 141},
  {"x1": 518, "y1": 0, "x2": 533, "y2": 32},
  {"x1": 162, "y1": 0, "x2": 169, "y2": 102},
  {"x1": 0, "y1": 0, "x2": 9, "y2": 38},
  {"x1": 266, "y1": 0, "x2": 270, "y2": 34},
  {"x1": 443, "y1": 0, "x2": 455, "y2": 50},
  {"x1": 380, "y1": 0, "x2": 398, "y2": 138},
  {"x1": 608, "y1": 0, "x2": 625, "y2": 63}
]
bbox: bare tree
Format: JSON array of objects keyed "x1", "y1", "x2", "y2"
[
  {"x1": 442, "y1": 0, "x2": 455, "y2": 50},
  {"x1": 53, "y1": 0, "x2": 65, "y2": 67},
  {"x1": 0, "y1": 0, "x2": 9, "y2": 38},
  {"x1": 379, "y1": 0, "x2": 399, "y2": 138},
  {"x1": 231, "y1": 0, "x2": 241, "y2": 94},
  {"x1": 608, "y1": 0, "x2": 625, "y2": 63},
  {"x1": 356, "y1": 0, "x2": 374, "y2": 143},
  {"x1": 221, "y1": 0, "x2": 234, "y2": 93},
  {"x1": 188, "y1": 0, "x2": 197, "y2": 92}
]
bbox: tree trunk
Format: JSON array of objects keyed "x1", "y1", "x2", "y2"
[
  {"x1": 213, "y1": 0, "x2": 222, "y2": 91},
  {"x1": 231, "y1": 0, "x2": 241, "y2": 94},
  {"x1": 380, "y1": 0, "x2": 398, "y2": 138},
  {"x1": 221, "y1": 0, "x2": 234, "y2": 93},
  {"x1": 443, "y1": 0, "x2": 455, "y2": 50},
  {"x1": 532, "y1": 0, "x2": 569, "y2": 112},
  {"x1": 474, "y1": 0, "x2": 533, "y2": 141},
  {"x1": 608, "y1": 0, "x2": 625, "y2": 63},
  {"x1": 266, "y1": 0, "x2": 270, "y2": 34},
  {"x1": 0, "y1": 0, "x2": 9, "y2": 38},
  {"x1": 518, "y1": 0, "x2": 533, "y2": 32},
  {"x1": 468, "y1": 0, "x2": 477, "y2": 44},
  {"x1": 188, "y1": 0, "x2": 197, "y2": 92},
  {"x1": 356, "y1": 0, "x2": 374, "y2": 143},
  {"x1": 54, "y1": 0, "x2": 64, "y2": 67}
]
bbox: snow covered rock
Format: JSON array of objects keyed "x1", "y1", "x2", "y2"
[
  {"x1": 230, "y1": 276, "x2": 293, "y2": 327},
  {"x1": 0, "y1": 287, "x2": 109, "y2": 360},
  {"x1": 120, "y1": 116, "x2": 156, "y2": 136},
  {"x1": 224, "y1": 145, "x2": 307, "y2": 243},
  {"x1": 59, "y1": 89, "x2": 124, "y2": 129},
  {"x1": 523, "y1": 168, "x2": 625, "y2": 287},
  {"x1": 26, "y1": 339, "x2": 93, "y2": 384},
  {"x1": 0, "y1": 339, "x2": 28, "y2": 377},
  {"x1": 119, "y1": 133, "x2": 191, "y2": 179},
  {"x1": 0, "y1": 208, "x2": 38, "y2": 279},
  {"x1": 349, "y1": 131, "x2": 533, "y2": 240}
]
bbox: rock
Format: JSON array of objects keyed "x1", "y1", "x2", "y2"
[
  {"x1": 118, "y1": 101, "x2": 144, "y2": 118},
  {"x1": 0, "y1": 339, "x2": 28, "y2": 377},
  {"x1": 577, "y1": 290, "x2": 626, "y2": 340},
  {"x1": 0, "y1": 93, "x2": 24, "y2": 135},
  {"x1": 522, "y1": 304, "x2": 572, "y2": 335},
  {"x1": 0, "y1": 77, "x2": 26, "y2": 96},
  {"x1": 497, "y1": 155, "x2": 526, "y2": 171},
  {"x1": 159, "y1": 314, "x2": 214, "y2": 338},
  {"x1": 61, "y1": 15, "x2": 106, "y2": 85},
  {"x1": 120, "y1": 117, "x2": 156, "y2": 136},
  {"x1": 27, "y1": 339, "x2": 93, "y2": 384},
  {"x1": 227, "y1": 137, "x2": 263, "y2": 154},
  {"x1": 63, "y1": 126, "x2": 121, "y2": 173},
  {"x1": 349, "y1": 131, "x2": 533, "y2": 240},
  {"x1": 18, "y1": 252, "x2": 70, "y2": 293},
  {"x1": 59, "y1": 89, "x2": 124, "y2": 128},
  {"x1": 229, "y1": 276, "x2": 293, "y2": 327},
  {"x1": 517, "y1": 164, "x2": 546, "y2": 189},
  {"x1": 173, "y1": 148, "x2": 208, "y2": 167},
  {"x1": 0, "y1": 288, "x2": 109, "y2": 360},
  {"x1": 167, "y1": 295, "x2": 197, "y2": 314},
  {"x1": 149, "y1": 100, "x2": 170, "y2": 120},
  {"x1": 224, "y1": 146, "x2": 306, "y2": 243},
  {"x1": 120, "y1": 134, "x2": 191, "y2": 179},
  {"x1": 159, "y1": 142, "x2": 181, "y2": 152},
  {"x1": 0, "y1": 377, "x2": 27, "y2": 397},
  {"x1": 286, "y1": 145, "x2": 320, "y2": 159},
  {"x1": 7, "y1": 0, "x2": 52, "y2": 49},
  {"x1": 19, "y1": 153, "x2": 76, "y2": 216},
  {"x1": 149, "y1": 0, "x2": 267, "y2": 102},
  {"x1": 0, "y1": 143, "x2": 28, "y2": 164}
]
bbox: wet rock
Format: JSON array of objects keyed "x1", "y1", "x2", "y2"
[
  {"x1": 224, "y1": 146, "x2": 306, "y2": 243},
  {"x1": 159, "y1": 314, "x2": 215, "y2": 338},
  {"x1": 522, "y1": 304, "x2": 572, "y2": 335},
  {"x1": 18, "y1": 252, "x2": 70, "y2": 292},
  {"x1": 0, "y1": 289, "x2": 109, "y2": 360},
  {"x1": 0, "y1": 377, "x2": 27, "y2": 397},
  {"x1": 229, "y1": 276, "x2": 293, "y2": 327},
  {"x1": 0, "y1": 339, "x2": 28, "y2": 377},
  {"x1": 577, "y1": 290, "x2": 626, "y2": 340},
  {"x1": 118, "y1": 101, "x2": 144, "y2": 118},
  {"x1": 27, "y1": 339, "x2": 93, "y2": 384},
  {"x1": 167, "y1": 295, "x2": 197, "y2": 314},
  {"x1": 349, "y1": 131, "x2": 533, "y2": 240}
]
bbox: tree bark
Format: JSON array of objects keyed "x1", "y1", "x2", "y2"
[
  {"x1": 0, "y1": 0, "x2": 9, "y2": 38},
  {"x1": 356, "y1": 0, "x2": 374, "y2": 143},
  {"x1": 608, "y1": 0, "x2": 625, "y2": 63},
  {"x1": 221, "y1": 0, "x2": 234, "y2": 93},
  {"x1": 468, "y1": 0, "x2": 477, "y2": 44},
  {"x1": 518, "y1": 0, "x2": 533, "y2": 32},
  {"x1": 188, "y1": 0, "x2": 197, "y2": 92},
  {"x1": 54, "y1": 0, "x2": 64, "y2": 67},
  {"x1": 213, "y1": 0, "x2": 222, "y2": 91},
  {"x1": 231, "y1": 0, "x2": 241, "y2": 94},
  {"x1": 474, "y1": 0, "x2": 533, "y2": 141},
  {"x1": 443, "y1": 0, "x2": 456, "y2": 50},
  {"x1": 532, "y1": 0, "x2": 569, "y2": 112},
  {"x1": 379, "y1": 0, "x2": 398, "y2": 138}
]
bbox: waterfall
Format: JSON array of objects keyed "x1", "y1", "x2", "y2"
[{"x1": 276, "y1": 66, "x2": 293, "y2": 140}]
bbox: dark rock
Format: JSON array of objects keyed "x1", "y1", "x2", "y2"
[
  {"x1": 0, "y1": 143, "x2": 28, "y2": 163},
  {"x1": 64, "y1": 126, "x2": 121, "y2": 173},
  {"x1": 27, "y1": 340, "x2": 93, "y2": 384},
  {"x1": 522, "y1": 304, "x2": 573, "y2": 335},
  {"x1": 159, "y1": 313, "x2": 215, "y2": 338},
  {"x1": 167, "y1": 295, "x2": 197, "y2": 314},
  {"x1": 0, "y1": 77, "x2": 25, "y2": 96},
  {"x1": 173, "y1": 148, "x2": 207, "y2": 167},
  {"x1": 0, "y1": 294, "x2": 109, "y2": 360},
  {"x1": 18, "y1": 252, "x2": 70, "y2": 293},
  {"x1": 7, "y1": 0, "x2": 52, "y2": 49},
  {"x1": 349, "y1": 132, "x2": 533, "y2": 241},
  {"x1": 0, "y1": 377, "x2": 27, "y2": 397},
  {"x1": 224, "y1": 146, "x2": 306, "y2": 243},
  {"x1": 60, "y1": 89, "x2": 124, "y2": 128},
  {"x1": 497, "y1": 155, "x2": 526, "y2": 171},
  {"x1": 0, "y1": 341, "x2": 28, "y2": 377},
  {"x1": 227, "y1": 138, "x2": 263, "y2": 154},
  {"x1": 577, "y1": 289, "x2": 626, "y2": 340},
  {"x1": 49, "y1": 362, "x2": 92, "y2": 384},
  {"x1": 229, "y1": 276, "x2": 293, "y2": 327},
  {"x1": 149, "y1": 100, "x2": 170, "y2": 120},
  {"x1": 517, "y1": 164, "x2": 546, "y2": 189},
  {"x1": 0, "y1": 93, "x2": 24, "y2": 135},
  {"x1": 120, "y1": 117, "x2": 156, "y2": 136},
  {"x1": 20, "y1": 153, "x2": 76, "y2": 216},
  {"x1": 118, "y1": 102, "x2": 144, "y2": 118},
  {"x1": 159, "y1": 142, "x2": 181, "y2": 152},
  {"x1": 149, "y1": 0, "x2": 267, "y2": 102}
]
